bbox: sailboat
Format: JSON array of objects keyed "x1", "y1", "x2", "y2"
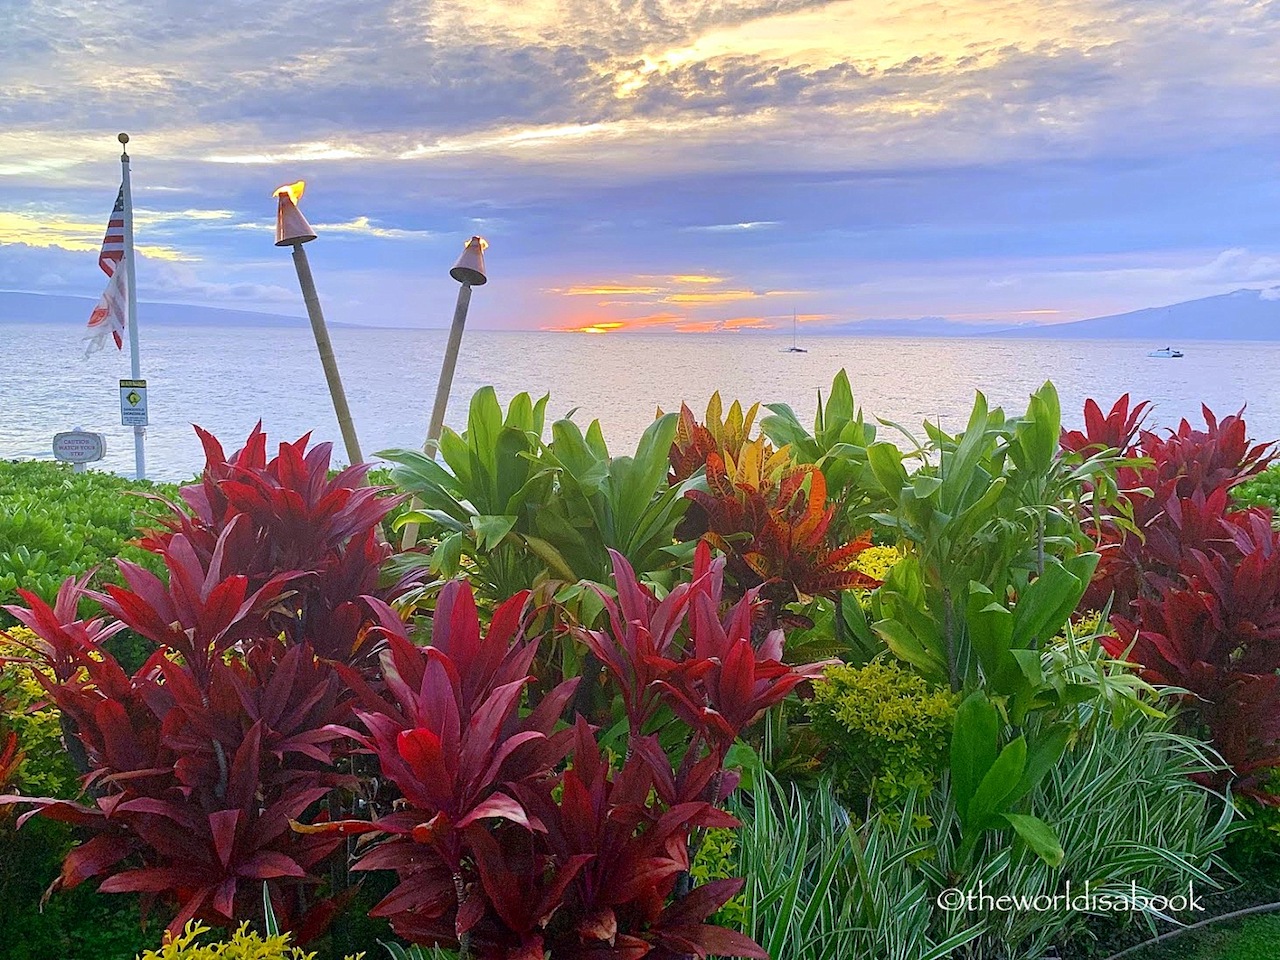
[{"x1": 782, "y1": 312, "x2": 807, "y2": 353}]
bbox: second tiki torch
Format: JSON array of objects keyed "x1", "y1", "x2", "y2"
[{"x1": 400, "y1": 235, "x2": 488, "y2": 549}]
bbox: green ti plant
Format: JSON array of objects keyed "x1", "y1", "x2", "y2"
[
  {"x1": 531, "y1": 410, "x2": 700, "y2": 586},
  {"x1": 860, "y1": 383, "x2": 1132, "y2": 864},
  {"x1": 862, "y1": 382, "x2": 1119, "y2": 703},
  {"x1": 381, "y1": 388, "x2": 555, "y2": 603},
  {"x1": 386, "y1": 389, "x2": 699, "y2": 605}
]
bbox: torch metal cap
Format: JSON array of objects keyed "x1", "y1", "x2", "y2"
[
  {"x1": 450, "y1": 236, "x2": 488, "y2": 285},
  {"x1": 274, "y1": 181, "x2": 316, "y2": 246}
]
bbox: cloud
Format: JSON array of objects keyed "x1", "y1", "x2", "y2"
[
  {"x1": 548, "y1": 283, "x2": 666, "y2": 296},
  {"x1": 663, "y1": 289, "x2": 761, "y2": 303},
  {"x1": 684, "y1": 221, "x2": 779, "y2": 232},
  {"x1": 5, "y1": 0, "x2": 1280, "y2": 329},
  {"x1": 140, "y1": 260, "x2": 298, "y2": 307},
  {"x1": 1187, "y1": 248, "x2": 1280, "y2": 285},
  {"x1": 205, "y1": 143, "x2": 370, "y2": 164},
  {"x1": 0, "y1": 211, "x2": 195, "y2": 261}
]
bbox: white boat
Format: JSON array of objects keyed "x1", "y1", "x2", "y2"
[
  {"x1": 1148, "y1": 346, "x2": 1184, "y2": 358},
  {"x1": 782, "y1": 312, "x2": 807, "y2": 353}
]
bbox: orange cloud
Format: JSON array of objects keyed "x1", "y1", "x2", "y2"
[
  {"x1": 663, "y1": 289, "x2": 760, "y2": 304},
  {"x1": 668, "y1": 274, "x2": 725, "y2": 285},
  {"x1": 544, "y1": 271, "x2": 824, "y2": 332},
  {"x1": 722, "y1": 315, "x2": 774, "y2": 330},
  {"x1": 565, "y1": 321, "x2": 628, "y2": 334},
  {"x1": 550, "y1": 283, "x2": 664, "y2": 296}
]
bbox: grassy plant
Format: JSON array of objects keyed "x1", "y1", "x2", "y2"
[
  {"x1": 730, "y1": 765, "x2": 984, "y2": 960},
  {"x1": 731, "y1": 702, "x2": 1232, "y2": 960},
  {"x1": 939, "y1": 711, "x2": 1235, "y2": 959}
]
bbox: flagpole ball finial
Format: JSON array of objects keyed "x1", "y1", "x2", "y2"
[{"x1": 117, "y1": 132, "x2": 129, "y2": 144}]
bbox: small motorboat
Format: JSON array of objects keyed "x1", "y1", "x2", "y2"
[{"x1": 1148, "y1": 346, "x2": 1184, "y2": 358}]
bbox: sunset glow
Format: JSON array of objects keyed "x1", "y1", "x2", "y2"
[{"x1": 0, "y1": 1, "x2": 1275, "y2": 330}]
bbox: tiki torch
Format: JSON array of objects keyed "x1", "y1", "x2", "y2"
[
  {"x1": 274, "y1": 180, "x2": 364, "y2": 466},
  {"x1": 400, "y1": 235, "x2": 488, "y2": 549}
]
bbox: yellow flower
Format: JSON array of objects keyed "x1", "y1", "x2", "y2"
[{"x1": 853, "y1": 544, "x2": 904, "y2": 582}]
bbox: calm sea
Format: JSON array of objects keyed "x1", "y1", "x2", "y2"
[{"x1": 3, "y1": 322, "x2": 1279, "y2": 481}]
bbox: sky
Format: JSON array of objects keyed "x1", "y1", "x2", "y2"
[{"x1": 2, "y1": 0, "x2": 1280, "y2": 333}]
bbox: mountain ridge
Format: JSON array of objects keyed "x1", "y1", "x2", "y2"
[{"x1": 5, "y1": 287, "x2": 1280, "y2": 339}]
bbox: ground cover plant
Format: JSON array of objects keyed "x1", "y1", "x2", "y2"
[{"x1": 0, "y1": 375, "x2": 1275, "y2": 960}]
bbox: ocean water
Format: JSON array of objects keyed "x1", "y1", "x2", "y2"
[{"x1": 3, "y1": 322, "x2": 1279, "y2": 481}]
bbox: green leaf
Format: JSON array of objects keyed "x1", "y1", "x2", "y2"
[
  {"x1": 468, "y1": 386, "x2": 504, "y2": 476},
  {"x1": 874, "y1": 618, "x2": 947, "y2": 684},
  {"x1": 1013, "y1": 724, "x2": 1071, "y2": 800},
  {"x1": 950, "y1": 691, "x2": 999, "y2": 820},
  {"x1": 966, "y1": 583, "x2": 1013, "y2": 680},
  {"x1": 431, "y1": 532, "x2": 464, "y2": 577},
  {"x1": 950, "y1": 475, "x2": 1008, "y2": 542},
  {"x1": 523, "y1": 534, "x2": 578, "y2": 583},
  {"x1": 1002, "y1": 813, "x2": 1065, "y2": 866},
  {"x1": 966, "y1": 735, "x2": 1028, "y2": 830},
  {"x1": 613, "y1": 413, "x2": 678, "y2": 544},
  {"x1": 826, "y1": 369, "x2": 855, "y2": 429},
  {"x1": 911, "y1": 474, "x2": 943, "y2": 499},
  {"x1": 1008, "y1": 648, "x2": 1044, "y2": 687},
  {"x1": 437, "y1": 427, "x2": 470, "y2": 481},
  {"x1": 263, "y1": 882, "x2": 280, "y2": 937},
  {"x1": 867, "y1": 442, "x2": 909, "y2": 498},
  {"x1": 470, "y1": 514, "x2": 518, "y2": 551},
  {"x1": 1011, "y1": 556, "x2": 1088, "y2": 647}
]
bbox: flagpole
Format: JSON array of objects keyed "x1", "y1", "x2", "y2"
[{"x1": 118, "y1": 133, "x2": 146, "y2": 480}]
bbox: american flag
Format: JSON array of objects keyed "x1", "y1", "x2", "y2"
[
  {"x1": 99, "y1": 187, "x2": 125, "y2": 277},
  {"x1": 85, "y1": 184, "x2": 128, "y2": 355}
]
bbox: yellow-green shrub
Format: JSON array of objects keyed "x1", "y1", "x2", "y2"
[
  {"x1": 0, "y1": 626, "x2": 78, "y2": 798},
  {"x1": 136, "y1": 921, "x2": 362, "y2": 960},
  {"x1": 689, "y1": 828, "x2": 748, "y2": 930},
  {"x1": 809, "y1": 659, "x2": 956, "y2": 805}
]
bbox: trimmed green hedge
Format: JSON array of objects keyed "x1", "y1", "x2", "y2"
[
  {"x1": 1233, "y1": 463, "x2": 1280, "y2": 515},
  {"x1": 0, "y1": 460, "x2": 178, "y2": 622}
]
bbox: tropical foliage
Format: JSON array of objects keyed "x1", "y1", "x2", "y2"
[
  {"x1": 2, "y1": 426, "x2": 417, "y2": 941},
  {"x1": 1, "y1": 372, "x2": 1274, "y2": 960}
]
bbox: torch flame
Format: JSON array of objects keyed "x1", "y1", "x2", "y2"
[
  {"x1": 273, "y1": 180, "x2": 306, "y2": 205},
  {"x1": 465, "y1": 235, "x2": 489, "y2": 251}
]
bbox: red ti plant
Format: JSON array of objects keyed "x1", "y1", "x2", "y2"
[
  {"x1": 304, "y1": 548, "x2": 803, "y2": 958},
  {"x1": 1064, "y1": 397, "x2": 1274, "y2": 612},
  {"x1": 1060, "y1": 394, "x2": 1151, "y2": 457},
  {"x1": 573, "y1": 545, "x2": 830, "y2": 763},
  {"x1": 1106, "y1": 509, "x2": 1280, "y2": 801},
  {"x1": 139, "y1": 423, "x2": 413, "y2": 668},
  {"x1": 2, "y1": 577, "x2": 355, "y2": 938},
  {"x1": 0, "y1": 731, "x2": 21, "y2": 818},
  {"x1": 1068, "y1": 397, "x2": 1280, "y2": 802},
  {"x1": 0, "y1": 425, "x2": 417, "y2": 940}
]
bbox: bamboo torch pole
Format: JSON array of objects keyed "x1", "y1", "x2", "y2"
[
  {"x1": 400, "y1": 236, "x2": 488, "y2": 549},
  {"x1": 274, "y1": 181, "x2": 363, "y2": 466}
]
